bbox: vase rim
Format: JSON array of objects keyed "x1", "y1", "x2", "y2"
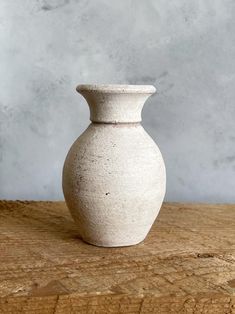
[{"x1": 76, "y1": 84, "x2": 156, "y2": 94}]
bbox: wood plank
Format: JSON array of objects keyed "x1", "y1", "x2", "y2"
[{"x1": 0, "y1": 201, "x2": 235, "y2": 313}]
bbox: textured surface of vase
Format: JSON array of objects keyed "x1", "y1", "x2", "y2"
[{"x1": 62, "y1": 84, "x2": 166, "y2": 247}]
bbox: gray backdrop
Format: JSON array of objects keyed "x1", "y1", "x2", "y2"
[{"x1": 0, "y1": 0, "x2": 235, "y2": 202}]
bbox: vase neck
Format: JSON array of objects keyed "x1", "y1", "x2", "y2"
[{"x1": 76, "y1": 84, "x2": 156, "y2": 124}]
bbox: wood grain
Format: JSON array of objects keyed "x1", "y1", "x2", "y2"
[{"x1": 0, "y1": 201, "x2": 235, "y2": 313}]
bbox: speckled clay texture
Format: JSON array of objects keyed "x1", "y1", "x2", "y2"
[{"x1": 62, "y1": 84, "x2": 166, "y2": 247}]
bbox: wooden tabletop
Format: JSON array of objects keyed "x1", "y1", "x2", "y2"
[{"x1": 0, "y1": 201, "x2": 235, "y2": 313}]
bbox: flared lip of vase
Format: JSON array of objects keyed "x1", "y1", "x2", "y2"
[{"x1": 76, "y1": 84, "x2": 156, "y2": 94}]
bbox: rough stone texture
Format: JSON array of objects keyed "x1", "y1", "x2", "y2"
[
  {"x1": 63, "y1": 85, "x2": 165, "y2": 247},
  {"x1": 0, "y1": 201, "x2": 235, "y2": 313},
  {"x1": 0, "y1": 1, "x2": 235, "y2": 202}
]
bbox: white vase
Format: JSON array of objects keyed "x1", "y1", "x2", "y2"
[{"x1": 62, "y1": 84, "x2": 166, "y2": 247}]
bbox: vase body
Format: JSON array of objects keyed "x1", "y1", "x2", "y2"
[{"x1": 62, "y1": 84, "x2": 166, "y2": 247}]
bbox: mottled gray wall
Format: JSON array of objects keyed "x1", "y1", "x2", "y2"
[{"x1": 0, "y1": 0, "x2": 235, "y2": 202}]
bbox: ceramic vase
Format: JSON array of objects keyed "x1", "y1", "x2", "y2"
[{"x1": 62, "y1": 84, "x2": 166, "y2": 247}]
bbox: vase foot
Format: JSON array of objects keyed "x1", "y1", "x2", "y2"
[{"x1": 81, "y1": 236, "x2": 146, "y2": 248}]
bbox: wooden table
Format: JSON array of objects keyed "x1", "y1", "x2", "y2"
[{"x1": 0, "y1": 201, "x2": 235, "y2": 313}]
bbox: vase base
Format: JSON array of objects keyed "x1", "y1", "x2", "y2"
[{"x1": 82, "y1": 236, "x2": 146, "y2": 248}]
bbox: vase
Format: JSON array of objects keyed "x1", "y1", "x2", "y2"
[{"x1": 62, "y1": 84, "x2": 166, "y2": 247}]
